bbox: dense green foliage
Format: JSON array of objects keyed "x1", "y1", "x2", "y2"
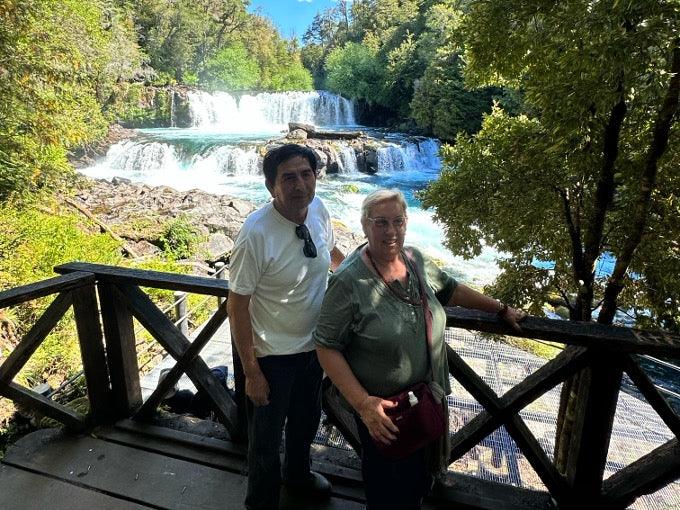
[
  {"x1": 0, "y1": 0, "x2": 141, "y2": 201},
  {"x1": 0, "y1": 203, "x2": 122, "y2": 389},
  {"x1": 203, "y1": 43, "x2": 261, "y2": 91},
  {"x1": 159, "y1": 215, "x2": 203, "y2": 261},
  {"x1": 0, "y1": 0, "x2": 313, "y2": 200},
  {"x1": 325, "y1": 42, "x2": 382, "y2": 104},
  {"x1": 133, "y1": 0, "x2": 312, "y2": 91},
  {"x1": 421, "y1": 1, "x2": 680, "y2": 331},
  {"x1": 305, "y1": 0, "x2": 500, "y2": 137}
]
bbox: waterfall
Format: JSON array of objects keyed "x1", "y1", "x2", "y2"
[
  {"x1": 377, "y1": 139, "x2": 440, "y2": 173},
  {"x1": 190, "y1": 146, "x2": 261, "y2": 175},
  {"x1": 337, "y1": 144, "x2": 359, "y2": 174},
  {"x1": 186, "y1": 90, "x2": 356, "y2": 131},
  {"x1": 83, "y1": 141, "x2": 262, "y2": 188},
  {"x1": 94, "y1": 141, "x2": 182, "y2": 179}
]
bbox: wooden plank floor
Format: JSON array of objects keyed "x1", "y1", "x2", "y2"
[{"x1": 0, "y1": 423, "x2": 365, "y2": 510}]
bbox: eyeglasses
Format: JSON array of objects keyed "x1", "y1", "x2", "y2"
[
  {"x1": 366, "y1": 216, "x2": 407, "y2": 230},
  {"x1": 295, "y1": 224, "x2": 317, "y2": 258}
]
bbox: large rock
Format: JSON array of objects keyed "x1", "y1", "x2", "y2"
[
  {"x1": 72, "y1": 178, "x2": 363, "y2": 267},
  {"x1": 200, "y1": 232, "x2": 234, "y2": 260}
]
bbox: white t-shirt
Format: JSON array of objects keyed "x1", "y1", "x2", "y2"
[{"x1": 229, "y1": 196, "x2": 335, "y2": 357}]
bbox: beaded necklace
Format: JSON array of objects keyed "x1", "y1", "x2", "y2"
[{"x1": 365, "y1": 248, "x2": 421, "y2": 306}]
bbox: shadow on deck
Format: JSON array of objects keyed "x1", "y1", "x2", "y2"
[{"x1": 0, "y1": 420, "x2": 368, "y2": 510}]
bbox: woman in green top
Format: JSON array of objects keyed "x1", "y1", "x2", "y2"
[{"x1": 313, "y1": 189, "x2": 526, "y2": 510}]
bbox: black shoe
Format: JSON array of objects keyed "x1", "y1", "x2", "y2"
[{"x1": 283, "y1": 471, "x2": 332, "y2": 498}]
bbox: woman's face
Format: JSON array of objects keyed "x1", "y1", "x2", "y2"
[{"x1": 362, "y1": 198, "x2": 408, "y2": 260}]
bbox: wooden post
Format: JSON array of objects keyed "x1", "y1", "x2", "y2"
[
  {"x1": 174, "y1": 291, "x2": 188, "y2": 337},
  {"x1": 71, "y1": 285, "x2": 112, "y2": 422},
  {"x1": 563, "y1": 351, "x2": 624, "y2": 503},
  {"x1": 215, "y1": 262, "x2": 226, "y2": 307},
  {"x1": 98, "y1": 283, "x2": 142, "y2": 418},
  {"x1": 213, "y1": 261, "x2": 245, "y2": 441}
]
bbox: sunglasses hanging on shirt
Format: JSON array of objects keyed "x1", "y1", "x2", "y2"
[{"x1": 295, "y1": 224, "x2": 317, "y2": 258}]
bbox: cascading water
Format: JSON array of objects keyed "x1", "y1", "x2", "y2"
[
  {"x1": 337, "y1": 144, "x2": 359, "y2": 174},
  {"x1": 82, "y1": 89, "x2": 501, "y2": 284},
  {"x1": 186, "y1": 90, "x2": 356, "y2": 132}
]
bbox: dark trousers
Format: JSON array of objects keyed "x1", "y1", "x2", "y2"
[
  {"x1": 245, "y1": 351, "x2": 323, "y2": 510},
  {"x1": 356, "y1": 417, "x2": 432, "y2": 510}
]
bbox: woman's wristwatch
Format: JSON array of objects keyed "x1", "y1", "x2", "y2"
[{"x1": 496, "y1": 301, "x2": 509, "y2": 318}]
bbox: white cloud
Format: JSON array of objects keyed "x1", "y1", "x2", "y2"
[{"x1": 297, "y1": 0, "x2": 313, "y2": 3}]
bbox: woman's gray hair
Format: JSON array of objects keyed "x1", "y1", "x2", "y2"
[{"x1": 361, "y1": 188, "x2": 408, "y2": 222}]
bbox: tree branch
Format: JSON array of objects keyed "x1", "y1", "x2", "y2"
[
  {"x1": 583, "y1": 82, "x2": 627, "y2": 272},
  {"x1": 599, "y1": 40, "x2": 680, "y2": 324}
]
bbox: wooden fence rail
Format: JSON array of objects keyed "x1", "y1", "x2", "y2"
[{"x1": 1, "y1": 262, "x2": 679, "y2": 509}]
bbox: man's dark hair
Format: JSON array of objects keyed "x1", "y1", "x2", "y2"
[{"x1": 262, "y1": 144, "x2": 318, "y2": 184}]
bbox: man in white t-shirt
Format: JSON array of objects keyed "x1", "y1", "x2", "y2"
[{"x1": 228, "y1": 144, "x2": 344, "y2": 510}]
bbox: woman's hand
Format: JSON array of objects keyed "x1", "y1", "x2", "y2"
[
  {"x1": 500, "y1": 306, "x2": 528, "y2": 333},
  {"x1": 357, "y1": 396, "x2": 400, "y2": 444}
]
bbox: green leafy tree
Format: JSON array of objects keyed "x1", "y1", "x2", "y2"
[
  {"x1": 420, "y1": 0, "x2": 680, "y2": 475},
  {"x1": 134, "y1": 0, "x2": 249, "y2": 82},
  {"x1": 317, "y1": 0, "x2": 499, "y2": 132},
  {"x1": 0, "y1": 0, "x2": 141, "y2": 201},
  {"x1": 325, "y1": 42, "x2": 384, "y2": 103},
  {"x1": 235, "y1": 15, "x2": 313, "y2": 91},
  {"x1": 202, "y1": 43, "x2": 260, "y2": 90},
  {"x1": 423, "y1": 0, "x2": 680, "y2": 327}
]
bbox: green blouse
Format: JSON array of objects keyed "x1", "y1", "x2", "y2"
[{"x1": 313, "y1": 245, "x2": 456, "y2": 400}]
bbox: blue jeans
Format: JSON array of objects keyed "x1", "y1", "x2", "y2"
[
  {"x1": 355, "y1": 416, "x2": 432, "y2": 510},
  {"x1": 245, "y1": 351, "x2": 323, "y2": 510}
]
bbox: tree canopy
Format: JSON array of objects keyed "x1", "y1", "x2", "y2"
[
  {"x1": 0, "y1": 0, "x2": 141, "y2": 201},
  {"x1": 421, "y1": 0, "x2": 680, "y2": 331},
  {"x1": 309, "y1": 0, "x2": 501, "y2": 136},
  {"x1": 0, "y1": 0, "x2": 313, "y2": 201}
]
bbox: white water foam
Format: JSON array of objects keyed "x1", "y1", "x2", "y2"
[{"x1": 186, "y1": 90, "x2": 356, "y2": 132}]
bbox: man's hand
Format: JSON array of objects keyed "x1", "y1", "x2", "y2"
[{"x1": 246, "y1": 368, "x2": 270, "y2": 406}]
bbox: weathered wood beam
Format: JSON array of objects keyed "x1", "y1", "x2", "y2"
[
  {"x1": 135, "y1": 301, "x2": 229, "y2": 420},
  {"x1": 600, "y1": 438, "x2": 680, "y2": 508},
  {"x1": 445, "y1": 307, "x2": 680, "y2": 357},
  {"x1": 432, "y1": 472, "x2": 556, "y2": 510},
  {"x1": 0, "y1": 381, "x2": 86, "y2": 431},
  {"x1": 0, "y1": 272, "x2": 94, "y2": 309},
  {"x1": 98, "y1": 283, "x2": 142, "y2": 418},
  {"x1": 72, "y1": 285, "x2": 113, "y2": 422},
  {"x1": 118, "y1": 284, "x2": 238, "y2": 434},
  {"x1": 55, "y1": 262, "x2": 229, "y2": 297},
  {"x1": 447, "y1": 345, "x2": 589, "y2": 460},
  {"x1": 0, "y1": 292, "x2": 73, "y2": 383},
  {"x1": 446, "y1": 346, "x2": 571, "y2": 503},
  {"x1": 564, "y1": 353, "x2": 623, "y2": 501},
  {"x1": 622, "y1": 354, "x2": 680, "y2": 439}
]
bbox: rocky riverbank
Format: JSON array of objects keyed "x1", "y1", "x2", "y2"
[{"x1": 70, "y1": 176, "x2": 364, "y2": 271}]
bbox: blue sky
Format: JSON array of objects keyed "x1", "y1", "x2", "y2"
[{"x1": 248, "y1": 0, "x2": 340, "y2": 40}]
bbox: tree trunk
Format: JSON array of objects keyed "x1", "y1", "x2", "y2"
[
  {"x1": 554, "y1": 85, "x2": 628, "y2": 474},
  {"x1": 598, "y1": 41, "x2": 680, "y2": 324}
]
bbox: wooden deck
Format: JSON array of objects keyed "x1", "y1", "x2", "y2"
[{"x1": 0, "y1": 420, "x2": 368, "y2": 510}]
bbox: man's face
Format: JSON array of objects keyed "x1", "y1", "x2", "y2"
[{"x1": 267, "y1": 155, "x2": 317, "y2": 215}]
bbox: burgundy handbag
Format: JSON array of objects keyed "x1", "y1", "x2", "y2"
[
  {"x1": 375, "y1": 382, "x2": 446, "y2": 460},
  {"x1": 372, "y1": 250, "x2": 447, "y2": 460}
]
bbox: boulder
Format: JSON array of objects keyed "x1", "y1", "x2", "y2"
[{"x1": 200, "y1": 232, "x2": 234, "y2": 260}]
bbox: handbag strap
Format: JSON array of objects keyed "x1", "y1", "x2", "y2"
[{"x1": 403, "y1": 249, "x2": 435, "y2": 382}]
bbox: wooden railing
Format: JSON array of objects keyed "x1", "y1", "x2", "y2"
[
  {"x1": 322, "y1": 310, "x2": 680, "y2": 507},
  {"x1": 0, "y1": 262, "x2": 237, "y2": 436},
  {"x1": 1, "y1": 262, "x2": 679, "y2": 509}
]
